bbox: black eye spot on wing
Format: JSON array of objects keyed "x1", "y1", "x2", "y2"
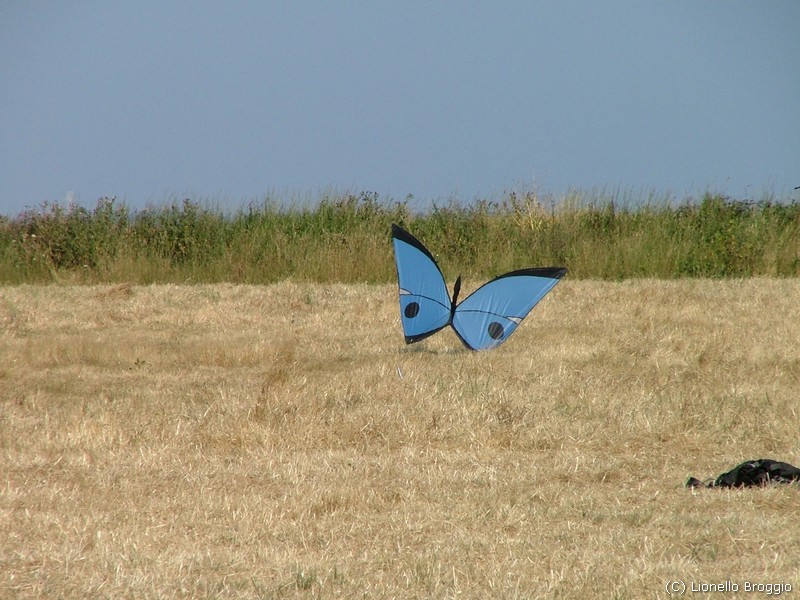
[
  {"x1": 404, "y1": 302, "x2": 420, "y2": 319},
  {"x1": 487, "y1": 321, "x2": 504, "y2": 340}
]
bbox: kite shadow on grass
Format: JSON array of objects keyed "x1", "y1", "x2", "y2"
[{"x1": 397, "y1": 345, "x2": 466, "y2": 356}]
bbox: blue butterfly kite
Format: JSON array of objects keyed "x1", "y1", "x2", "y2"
[{"x1": 391, "y1": 224, "x2": 567, "y2": 351}]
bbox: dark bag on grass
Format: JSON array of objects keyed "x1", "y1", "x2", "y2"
[{"x1": 686, "y1": 459, "x2": 800, "y2": 489}]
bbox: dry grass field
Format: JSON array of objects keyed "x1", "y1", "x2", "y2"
[{"x1": 1, "y1": 279, "x2": 799, "y2": 598}]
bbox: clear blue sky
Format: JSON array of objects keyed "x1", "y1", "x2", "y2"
[{"x1": 2, "y1": 1, "x2": 798, "y2": 215}]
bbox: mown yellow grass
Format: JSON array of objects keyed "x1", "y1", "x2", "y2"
[{"x1": 1, "y1": 279, "x2": 799, "y2": 598}]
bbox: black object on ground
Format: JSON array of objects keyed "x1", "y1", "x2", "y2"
[{"x1": 687, "y1": 459, "x2": 800, "y2": 489}]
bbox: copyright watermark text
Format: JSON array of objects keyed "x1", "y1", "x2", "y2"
[{"x1": 665, "y1": 580, "x2": 792, "y2": 595}]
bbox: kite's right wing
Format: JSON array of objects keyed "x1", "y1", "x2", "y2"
[
  {"x1": 391, "y1": 224, "x2": 452, "y2": 343},
  {"x1": 451, "y1": 267, "x2": 567, "y2": 351}
]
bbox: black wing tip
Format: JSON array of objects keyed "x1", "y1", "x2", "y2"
[
  {"x1": 496, "y1": 266, "x2": 568, "y2": 280},
  {"x1": 391, "y1": 223, "x2": 441, "y2": 265},
  {"x1": 391, "y1": 223, "x2": 411, "y2": 239},
  {"x1": 391, "y1": 223, "x2": 417, "y2": 246}
]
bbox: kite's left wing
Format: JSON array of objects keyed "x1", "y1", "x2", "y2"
[
  {"x1": 451, "y1": 267, "x2": 567, "y2": 351},
  {"x1": 391, "y1": 224, "x2": 453, "y2": 343}
]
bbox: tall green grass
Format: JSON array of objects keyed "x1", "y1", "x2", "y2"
[{"x1": 1, "y1": 190, "x2": 798, "y2": 284}]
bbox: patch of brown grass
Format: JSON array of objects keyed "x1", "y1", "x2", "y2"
[{"x1": 1, "y1": 280, "x2": 799, "y2": 598}]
